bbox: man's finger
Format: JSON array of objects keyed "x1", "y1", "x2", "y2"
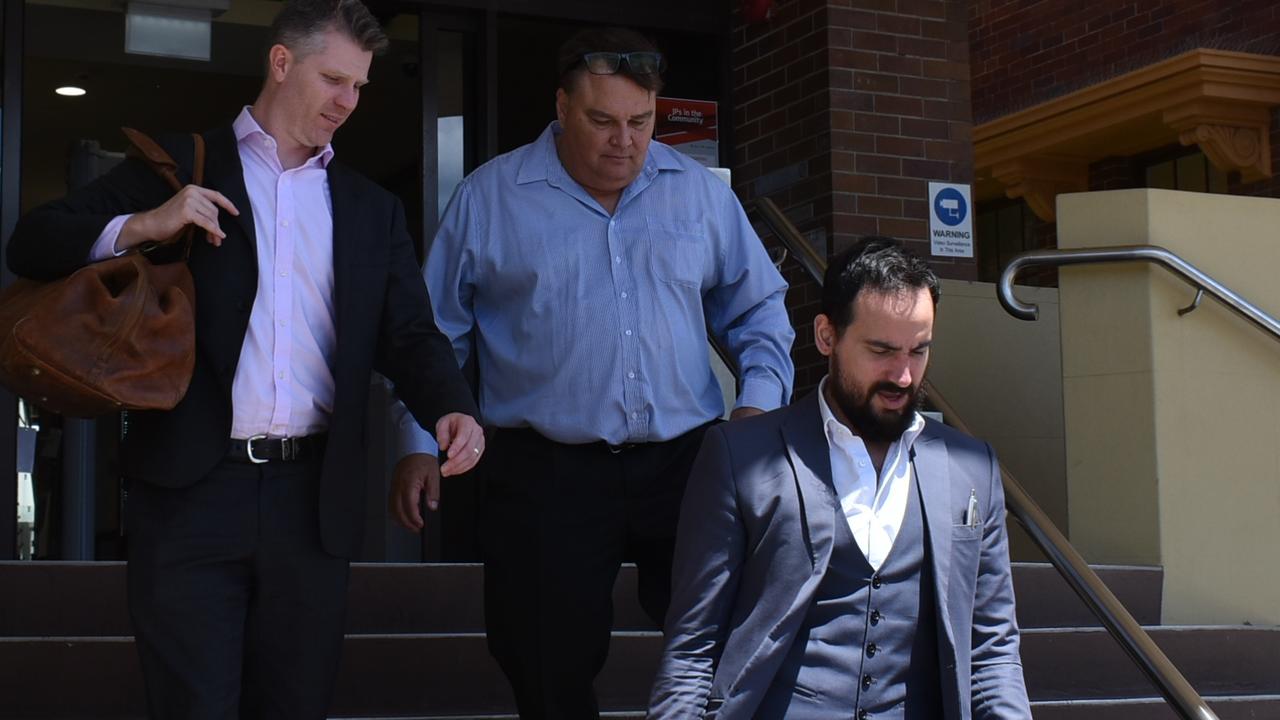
[
  {"x1": 440, "y1": 425, "x2": 476, "y2": 476},
  {"x1": 202, "y1": 188, "x2": 240, "y2": 216},
  {"x1": 402, "y1": 479, "x2": 423, "y2": 529},
  {"x1": 445, "y1": 422, "x2": 469, "y2": 459},
  {"x1": 436, "y1": 417, "x2": 454, "y2": 452},
  {"x1": 189, "y1": 214, "x2": 225, "y2": 241},
  {"x1": 391, "y1": 470, "x2": 423, "y2": 531},
  {"x1": 455, "y1": 425, "x2": 484, "y2": 473},
  {"x1": 426, "y1": 470, "x2": 441, "y2": 511},
  {"x1": 190, "y1": 205, "x2": 225, "y2": 240}
]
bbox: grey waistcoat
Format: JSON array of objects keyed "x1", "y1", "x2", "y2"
[{"x1": 755, "y1": 470, "x2": 943, "y2": 719}]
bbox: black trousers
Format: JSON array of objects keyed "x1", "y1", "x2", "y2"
[
  {"x1": 480, "y1": 423, "x2": 713, "y2": 720},
  {"x1": 125, "y1": 457, "x2": 349, "y2": 720}
]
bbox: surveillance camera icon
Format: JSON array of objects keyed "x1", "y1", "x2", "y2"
[{"x1": 940, "y1": 198, "x2": 960, "y2": 220}]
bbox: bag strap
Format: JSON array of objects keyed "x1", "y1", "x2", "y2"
[{"x1": 120, "y1": 127, "x2": 207, "y2": 256}]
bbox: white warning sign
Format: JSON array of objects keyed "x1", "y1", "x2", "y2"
[{"x1": 928, "y1": 182, "x2": 973, "y2": 258}]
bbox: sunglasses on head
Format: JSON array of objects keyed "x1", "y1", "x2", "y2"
[{"x1": 580, "y1": 51, "x2": 665, "y2": 76}]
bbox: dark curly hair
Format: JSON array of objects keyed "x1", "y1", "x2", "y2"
[{"x1": 821, "y1": 237, "x2": 940, "y2": 331}]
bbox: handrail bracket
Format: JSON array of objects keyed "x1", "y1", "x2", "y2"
[{"x1": 1178, "y1": 287, "x2": 1205, "y2": 317}]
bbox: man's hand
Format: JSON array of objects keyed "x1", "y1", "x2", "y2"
[
  {"x1": 119, "y1": 184, "x2": 239, "y2": 250},
  {"x1": 387, "y1": 414, "x2": 484, "y2": 532},
  {"x1": 730, "y1": 406, "x2": 766, "y2": 421},
  {"x1": 436, "y1": 412, "x2": 485, "y2": 476},
  {"x1": 389, "y1": 453, "x2": 441, "y2": 532}
]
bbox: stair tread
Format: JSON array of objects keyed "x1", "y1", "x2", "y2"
[
  {"x1": 0, "y1": 560, "x2": 1166, "y2": 636},
  {"x1": 1033, "y1": 694, "x2": 1280, "y2": 704}
]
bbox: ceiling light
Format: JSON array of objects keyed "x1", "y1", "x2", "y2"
[{"x1": 55, "y1": 86, "x2": 87, "y2": 97}]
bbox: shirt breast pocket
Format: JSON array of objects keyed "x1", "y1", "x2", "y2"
[{"x1": 648, "y1": 223, "x2": 707, "y2": 290}]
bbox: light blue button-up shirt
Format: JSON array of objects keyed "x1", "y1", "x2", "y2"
[{"x1": 396, "y1": 122, "x2": 794, "y2": 454}]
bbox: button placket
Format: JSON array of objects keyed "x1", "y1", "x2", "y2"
[
  {"x1": 267, "y1": 170, "x2": 296, "y2": 431},
  {"x1": 609, "y1": 219, "x2": 646, "y2": 439}
]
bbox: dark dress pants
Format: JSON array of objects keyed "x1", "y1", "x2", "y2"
[
  {"x1": 125, "y1": 457, "x2": 349, "y2": 720},
  {"x1": 480, "y1": 423, "x2": 712, "y2": 720}
]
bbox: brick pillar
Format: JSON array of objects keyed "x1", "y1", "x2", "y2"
[{"x1": 732, "y1": 0, "x2": 977, "y2": 395}]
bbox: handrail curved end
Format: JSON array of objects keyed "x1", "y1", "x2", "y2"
[{"x1": 997, "y1": 263, "x2": 1040, "y2": 321}]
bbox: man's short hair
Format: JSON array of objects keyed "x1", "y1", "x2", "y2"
[
  {"x1": 557, "y1": 27, "x2": 665, "y2": 94},
  {"x1": 821, "y1": 237, "x2": 940, "y2": 331},
  {"x1": 268, "y1": 0, "x2": 390, "y2": 61}
]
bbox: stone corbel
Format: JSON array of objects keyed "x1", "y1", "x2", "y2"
[
  {"x1": 1164, "y1": 100, "x2": 1272, "y2": 182},
  {"x1": 992, "y1": 156, "x2": 1089, "y2": 222}
]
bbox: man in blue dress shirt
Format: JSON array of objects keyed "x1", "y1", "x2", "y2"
[{"x1": 390, "y1": 26, "x2": 795, "y2": 718}]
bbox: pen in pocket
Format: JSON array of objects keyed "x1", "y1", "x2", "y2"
[{"x1": 965, "y1": 489, "x2": 980, "y2": 528}]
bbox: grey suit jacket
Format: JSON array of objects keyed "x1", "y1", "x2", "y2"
[{"x1": 648, "y1": 391, "x2": 1031, "y2": 719}]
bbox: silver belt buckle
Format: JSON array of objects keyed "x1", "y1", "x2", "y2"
[{"x1": 245, "y1": 434, "x2": 270, "y2": 464}]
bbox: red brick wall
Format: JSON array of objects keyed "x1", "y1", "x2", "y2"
[
  {"x1": 731, "y1": 0, "x2": 833, "y2": 393},
  {"x1": 732, "y1": 0, "x2": 977, "y2": 395},
  {"x1": 969, "y1": 0, "x2": 1280, "y2": 122}
]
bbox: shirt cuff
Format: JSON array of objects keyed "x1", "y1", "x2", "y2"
[
  {"x1": 397, "y1": 413, "x2": 440, "y2": 459},
  {"x1": 735, "y1": 375, "x2": 787, "y2": 413},
  {"x1": 88, "y1": 215, "x2": 133, "y2": 262}
]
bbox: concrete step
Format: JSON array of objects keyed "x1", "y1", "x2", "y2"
[
  {"x1": 1010, "y1": 561, "x2": 1162, "y2": 627},
  {"x1": 0, "y1": 632, "x2": 663, "y2": 719},
  {"x1": 330, "y1": 701, "x2": 1280, "y2": 720},
  {"x1": 5, "y1": 625, "x2": 1278, "y2": 717},
  {"x1": 1031, "y1": 695, "x2": 1280, "y2": 719},
  {"x1": 1021, "y1": 626, "x2": 1280, "y2": 700},
  {"x1": 332, "y1": 716, "x2": 644, "y2": 720},
  {"x1": 0, "y1": 561, "x2": 1161, "y2": 637}
]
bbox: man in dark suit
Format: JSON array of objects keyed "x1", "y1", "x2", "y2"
[
  {"x1": 649, "y1": 238, "x2": 1031, "y2": 720},
  {"x1": 6, "y1": 1, "x2": 484, "y2": 717}
]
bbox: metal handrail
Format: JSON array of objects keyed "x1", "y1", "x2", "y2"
[
  {"x1": 999, "y1": 245, "x2": 1280, "y2": 343},
  {"x1": 752, "y1": 197, "x2": 1219, "y2": 720}
]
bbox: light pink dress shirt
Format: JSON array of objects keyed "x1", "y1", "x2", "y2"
[{"x1": 91, "y1": 107, "x2": 338, "y2": 440}]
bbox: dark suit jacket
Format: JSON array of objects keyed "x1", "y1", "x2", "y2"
[
  {"x1": 649, "y1": 391, "x2": 1031, "y2": 720},
  {"x1": 7, "y1": 125, "x2": 478, "y2": 558}
]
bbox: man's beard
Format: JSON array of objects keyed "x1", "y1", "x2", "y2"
[{"x1": 828, "y1": 363, "x2": 926, "y2": 443}]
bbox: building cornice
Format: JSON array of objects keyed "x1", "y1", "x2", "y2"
[{"x1": 974, "y1": 49, "x2": 1280, "y2": 221}]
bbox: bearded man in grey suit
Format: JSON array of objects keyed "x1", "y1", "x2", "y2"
[{"x1": 649, "y1": 237, "x2": 1031, "y2": 720}]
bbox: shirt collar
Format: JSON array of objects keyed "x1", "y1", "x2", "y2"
[
  {"x1": 233, "y1": 106, "x2": 335, "y2": 168},
  {"x1": 817, "y1": 376, "x2": 926, "y2": 452}
]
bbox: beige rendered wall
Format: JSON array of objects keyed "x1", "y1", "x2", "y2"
[
  {"x1": 930, "y1": 280, "x2": 1067, "y2": 561},
  {"x1": 1058, "y1": 189, "x2": 1280, "y2": 626}
]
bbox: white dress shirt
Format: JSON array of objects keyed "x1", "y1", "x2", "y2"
[
  {"x1": 817, "y1": 377, "x2": 926, "y2": 570},
  {"x1": 91, "y1": 107, "x2": 338, "y2": 439}
]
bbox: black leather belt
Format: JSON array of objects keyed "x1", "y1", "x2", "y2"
[
  {"x1": 227, "y1": 434, "x2": 327, "y2": 464},
  {"x1": 502, "y1": 421, "x2": 717, "y2": 455}
]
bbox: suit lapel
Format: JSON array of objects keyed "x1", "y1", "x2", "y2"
[
  {"x1": 189, "y1": 126, "x2": 258, "y2": 391},
  {"x1": 913, "y1": 428, "x2": 957, "y2": 649},
  {"x1": 202, "y1": 125, "x2": 256, "y2": 250},
  {"x1": 729, "y1": 393, "x2": 838, "y2": 714},
  {"x1": 326, "y1": 162, "x2": 361, "y2": 376},
  {"x1": 780, "y1": 392, "x2": 838, "y2": 575}
]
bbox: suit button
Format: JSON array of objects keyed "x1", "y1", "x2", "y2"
[
  {"x1": 858, "y1": 711, "x2": 868, "y2": 720},
  {"x1": 862, "y1": 674, "x2": 873, "y2": 690},
  {"x1": 870, "y1": 609, "x2": 882, "y2": 624},
  {"x1": 866, "y1": 642, "x2": 878, "y2": 657},
  {"x1": 871, "y1": 574, "x2": 882, "y2": 589}
]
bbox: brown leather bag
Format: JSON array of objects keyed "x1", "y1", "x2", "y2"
[{"x1": 0, "y1": 129, "x2": 204, "y2": 417}]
